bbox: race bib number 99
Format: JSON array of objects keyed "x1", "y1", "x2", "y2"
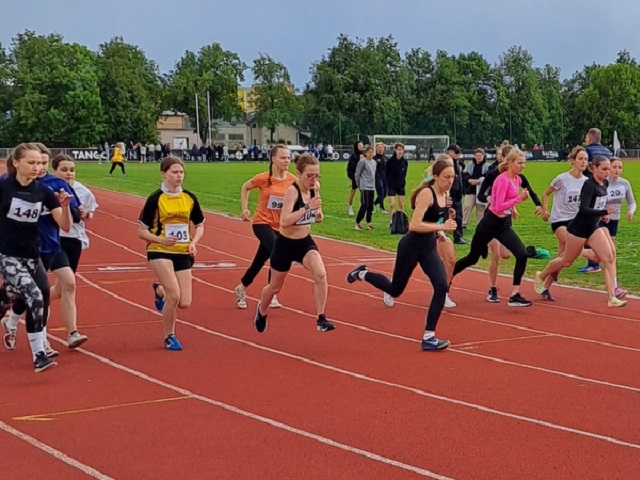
[
  {"x1": 267, "y1": 195, "x2": 284, "y2": 210},
  {"x1": 165, "y1": 223, "x2": 190, "y2": 243},
  {"x1": 7, "y1": 198, "x2": 42, "y2": 223}
]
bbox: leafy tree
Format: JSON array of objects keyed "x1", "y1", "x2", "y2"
[
  {"x1": 97, "y1": 37, "x2": 161, "y2": 143},
  {"x1": 165, "y1": 44, "x2": 246, "y2": 144},
  {"x1": 7, "y1": 31, "x2": 105, "y2": 146},
  {"x1": 251, "y1": 53, "x2": 300, "y2": 142},
  {"x1": 0, "y1": 42, "x2": 13, "y2": 144},
  {"x1": 537, "y1": 64, "x2": 565, "y2": 148}
]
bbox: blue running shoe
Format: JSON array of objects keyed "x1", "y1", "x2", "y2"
[
  {"x1": 152, "y1": 282, "x2": 165, "y2": 311},
  {"x1": 164, "y1": 334, "x2": 183, "y2": 351},
  {"x1": 577, "y1": 265, "x2": 601, "y2": 274},
  {"x1": 346, "y1": 265, "x2": 367, "y2": 284},
  {"x1": 421, "y1": 337, "x2": 450, "y2": 351}
]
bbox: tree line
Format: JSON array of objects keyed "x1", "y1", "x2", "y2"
[{"x1": 1, "y1": 31, "x2": 638, "y2": 148}]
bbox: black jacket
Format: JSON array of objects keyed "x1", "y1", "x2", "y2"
[
  {"x1": 373, "y1": 154, "x2": 387, "y2": 182},
  {"x1": 385, "y1": 154, "x2": 408, "y2": 190}
]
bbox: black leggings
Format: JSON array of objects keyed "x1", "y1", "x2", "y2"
[
  {"x1": 0, "y1": 256, "x2": 49, "y2": 333},
  {"x1": 356, "y1": 190, "x2": 375, "y2": 224},
  {"x1": 241, "y1": 224, "x2": 277, "y2": 288},
  {"x1": 364, "y1": 232, "x2": 447, "y2": 331},
  {"x1": 453, "y1": 210, "x2": 528, "y2": 286},
  {"x1": 109, "y1": 162, "x2": 126, "y2": 174}
]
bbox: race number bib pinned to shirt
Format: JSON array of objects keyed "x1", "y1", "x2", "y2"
[
  {"x1": 267, "y1": 195, "x2": 284, "y2": 210},
  {"x1": 165, "y1": 223, "x2": 190, "y2": 243},
  {"x1": 608, "y1": 187, "x2": 625, "y2": 201},
  {"x1": 7, "y1": 198, "x2": 42, "y2": 223},
  {"x1": 295, "y1": 210, "x2": 317, "y2": 225},
  {"x1": 594, "y1": 196, "x2": 607, "y2": 210},
  {"x1": 565, "y1": 189, "x2": 580, "y2": 205}
]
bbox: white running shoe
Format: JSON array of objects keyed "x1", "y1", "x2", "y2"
[
  {"x1": 68, "y1": 331, "x2": 88, "y2": 349},
  {"x1": 44, "y1": 339, "x2": 59, "y2": 358},
  {"x1": 383, "y1": 293, "x2": 394, "y2": 307},
  {"x1": 444, "y1": 294, "x2": 457, "y2": 308},
  {"x1": 2, "y1": 316, "x2": 16, "y2": 350},
  {"x1": 269, "y1": 295, "x2": 282, "y2": 308},
  {"x1": 234, "y1": 284, "x2": 247, "y2": 309},
  {"x1": 348, "y1": 206, "x2": 354, "y2": 216}
]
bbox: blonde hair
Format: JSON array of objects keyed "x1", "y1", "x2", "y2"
[{"x1": 499, "y1": 149, "x2": 524, "y2": 173}]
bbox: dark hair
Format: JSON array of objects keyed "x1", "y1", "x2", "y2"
[
  {"x1": 395, "y1": 143, "x2": 405, "y2": 149},
  {"x1": 364, "y1": 145, "x2": 374, "y2": 154},
  {"x1": 52, "y1": 154, "x2": 74, "y2": 170},
  {"x1": 610, "y1": 156, "x2": 623, "y2": 165},
  {"x1": 475, "y1": 148, "x2": 485, "y2": 155},
  {"x1": 160, "y1": 155, "x2": 183, "y2": 172},
  {"x1": 8, "y1": 143, "x2": 40, "y2": 177},
  {"x1": 591, "y1": 155, "x2": 610, "y2": 169},
  {"x1": 410, "y1": 159, "x2": 453, "y2": 209},
  {"x1": 268, "y1": 144, "x2": 288, "y2": 186},
  {"x1": 293, "y1": 154, "x2": 318, "y2": 173},
  {"x1": 500, "y1": 145, "x2": 514, "y2": 158}
]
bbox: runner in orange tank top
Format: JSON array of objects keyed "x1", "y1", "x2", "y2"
[{"x1": 234, "y1": 145, "x2": 296, "y2": 309}]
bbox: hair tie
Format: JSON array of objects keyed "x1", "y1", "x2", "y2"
[{"x1": 424, "y1": 175, "x2": 434, "y2": 183}]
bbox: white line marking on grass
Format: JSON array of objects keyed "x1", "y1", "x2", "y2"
[
  {"x1": 76, "y1": 273, "x2": 640, "y2": 448},
  {"x1": 0, "y1": 421, "x2": 115, "y2": 480}
]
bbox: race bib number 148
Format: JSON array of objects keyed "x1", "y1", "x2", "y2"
[{"x1": 7, "y1": 198, "x2": 42, "y2": 223}]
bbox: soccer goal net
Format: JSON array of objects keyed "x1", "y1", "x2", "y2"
[{"x1": 370, "y1": 135, "x2": 450, "y2": 161}]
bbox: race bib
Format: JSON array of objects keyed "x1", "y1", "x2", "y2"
[
  {"x1": 295, "y1": 209, "x2": 316, "y2": 225},
  {"x1": 165, "y1": 223, "x2": 190, "y2": 243},
  {"x1": 608, "y1": 187, "x2": 625, "y2": 201},
  {"x1": 594, "y1": 196, "x2": 607, "y2": 210},
  {"x1": 565, "y1": 189, "x2": 580, "y2": 205},
  {"x1": 267, "y1": 195, "x2": 284, "y2": 210},
  {"x1": 7, "y1": 198, "x2": 42, "y2": 223}
]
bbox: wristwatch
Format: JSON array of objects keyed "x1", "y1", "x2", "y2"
[{"x1": 304, "y1": 204, "x2": 310, "y2": 211}]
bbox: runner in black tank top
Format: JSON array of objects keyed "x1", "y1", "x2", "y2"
[{"x1": 347, "y1": 159, "x2": 457, "y2": 351}]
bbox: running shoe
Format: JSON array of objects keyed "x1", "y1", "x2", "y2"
[
  {"x1": 614, "y1": 287, "x2": 628, "y2": 300},
  {"x1": 1, "y1": 316, "x2": 16, "y2": 350},
  {"x1": 577, "y1": 265, "x2": 601, "y2": 274},
  {"x1": 533, "y1": 271, "x2": 545, "y2": 295},
  {"x1": 234, "y1": 284, "x2": 247, "y2": 309},
  {"x1": 164, "y1": 334, "x2": 183, "y2": 351},
  {"x1": 34, "y1": 351, "x2": 57, "y2": 373},
  {"x1": 366, "y1": 225, "x2": 374, "y2": 230},
  {"x1": 346, "y1": 265, "x2": 367, "y2": 284},
  {"x1": 486, "y1": 287, "x2": 500, "y2": 303},
  {"x1": 152, "y1": 282, "x2": 165, "y2": 311},
  {"x1": 541, "y1": 289, "x2": 558, "y2": 302},
  {"x1": 421, "y1": 337, "x2": 450, "y2": 351},
  {"x1": 444, "y1": 294, "x2": 457, "y2": 308},
  {"x1": 316, "y1": 317, "x2": 336, "y2": 332},
  {"x1": 354, "y1": 224, "x2": 363, "y2": 231},
  {"x1": 44, "y1": 339, "x2": 60, "y2": 358},
  {"x1": 254, "y1": 302, "x2": 268, "y2": 333},
  {"x1": 507, "y1": 293, "x2": 533, "y2": 307},
  {"x1": 608, "y1": 297, "x2": 627, "y2": 308},
  {"x1": 383, "y1": 292, "x2": 395, "y2": 307},
  {"x1": 347, "y1": 206, "x2": 354, "y2": 216},
  {"x1": 269, "y1": 295, "x2": 282, "y2": 309},
  {"x1": 67, "y1": 331, "x2": 89, "y2": 349}
]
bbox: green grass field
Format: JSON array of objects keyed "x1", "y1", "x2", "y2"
[{"x1": 79, "y1": 160, "x2": 640, "y2": 295}]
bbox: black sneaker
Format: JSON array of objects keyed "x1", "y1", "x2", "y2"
[
  {"x1": 34, "y1": 351, "x2": 57, "y2": 373},
  {"x1": 507, "y1": 293, "x2": 532, "y2": 307},
  {"x1": 346, "y1": 264, "x2": 367, "y2": 284},
  {"x1": 316, "y1": 317, "x2": 336, "y2": 332},
  {"x1": 254, "y1": 302, "x2": 268, "y2": 333},
  {"x1": 486, "y1": 287, "x2": 500, "y2": 303}
]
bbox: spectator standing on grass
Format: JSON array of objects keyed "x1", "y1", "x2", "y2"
[
  {"x1": 373, "y1": 142, "x2": 388, "y2": 214},
  {"x1": 354, "y1": 145, "x2": 377, "y2": 231},
  {"x1": 138, "y1": 156, "x2": 205, "y2": 351},
  {"x1": 155, "y1": 143, "x2": 161, "y2": 161},
  {"x1": 385, "y1": 143, "x2": 409, "y2": 220},
  {"x1": 346, "y1": 140, "x2": 363, "y2": 216},
  {"x1": 462, "y1": 148, "x2": 490, "y2": 228}
]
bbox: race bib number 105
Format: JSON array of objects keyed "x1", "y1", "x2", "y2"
[
  {"x1": 7, "y1": 198, "x2": 42, "y2": 223},
  {"x1": 165, "y1": 223, "x2": 190, "y2": 243}
]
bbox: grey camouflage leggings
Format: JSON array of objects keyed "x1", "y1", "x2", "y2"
[{"x1": 0, "y1": 255, "x2": 49, "y2": 333}]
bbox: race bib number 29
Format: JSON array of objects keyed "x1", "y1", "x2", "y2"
[
  {"x1": 165, "y1": 223, "x2": 190, "y2": 243},
  {"x1": 7, "y1": 198, "x2": 42, "y2": 223}
]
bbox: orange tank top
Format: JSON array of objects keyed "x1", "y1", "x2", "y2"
[{"x1": 250, "y1": 171, "x2": 297, "y2": 230}]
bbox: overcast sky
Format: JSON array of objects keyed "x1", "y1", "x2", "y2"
[{"x1": 1, "y1": 0, "x2": 637, "y2": 88}]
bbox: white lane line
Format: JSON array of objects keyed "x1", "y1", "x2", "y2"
[
  {"x1": 0, "y1": 421, "x2": 115, "y2": 480},
  {"x1": 85, "y1": 228, "x2": 640, "y2": 391},
  {"x1": 75, "y1": 273, "x2": 640, "y2": 450}
]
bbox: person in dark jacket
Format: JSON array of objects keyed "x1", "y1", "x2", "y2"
[
  {"x1": 385, "y1": 143, "x2": 409, "y2": 219},
  {"x1": 446, "y1": 145, "x2": 466, "y2": 244},
  {"x1": 346, "y1": 141, "x2": 363, "y2": 216},
  {"x1": 373, "y1": 142, "x2": 388, "y2": 213}
]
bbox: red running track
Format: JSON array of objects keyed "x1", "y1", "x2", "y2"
[{"x1": 1, "y1": 188, "x2": 639, "y2": 479}]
